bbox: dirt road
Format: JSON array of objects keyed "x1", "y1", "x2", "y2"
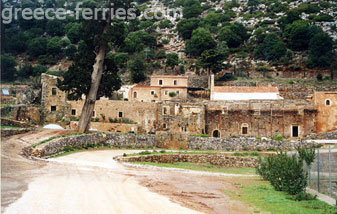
[{"x1": 1, "y1": 130, "x2": 250, "y2": 214}]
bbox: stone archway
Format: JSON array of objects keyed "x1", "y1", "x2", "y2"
[{"x1": 212, "y1": 130, "x2": 220, "y2": 138}]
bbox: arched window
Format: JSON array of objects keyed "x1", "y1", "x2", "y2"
[
  {"x1": 326, "y1": 99, "x2": 331, "y2": 106},
  {"x1": 213, "y1": 130, "x2": 220, "y2": 137},
  {"x1": 133, "y1": 92, "x2": 137, "y2": 98}
]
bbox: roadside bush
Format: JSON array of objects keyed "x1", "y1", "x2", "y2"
[
  {"x1": 138, "y1": 150, "x2": 152, "y2": 155},
  {"x1": 63, "y1": 146, "x2": 75, "y2": 152},
  {"x1": 273, "y1": 134, "x2": 284, "y2": 141},
  {"x1": 256, "y1": 152, "x2": 307, "y2": 195},
  {"x1": 317, "y1": 72, "x2": 323, "y2": 81},
  {"x1": 251, "y1": 152, "x2": 260, "y2": 156},
  {"x1": 292, "y1": 191, "x2": 317, "y2": 201}
]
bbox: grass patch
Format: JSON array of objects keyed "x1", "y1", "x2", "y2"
[
  {"x1": 0, "y1": 104, "x2": 15, "y2": 107},
  {"x1": 223, "y1": 179, "x2": 337, "y2": 214},
  {"x1": 132, "y1": 162, "x2": 256, "y2": 175},
  {"x1": 0, "y1": 125, "x2": 24, "y2": 130}
]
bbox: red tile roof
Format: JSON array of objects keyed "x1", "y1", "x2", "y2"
[{"x1": 213, "y1": 86, "x2": 279, "y2": 93}]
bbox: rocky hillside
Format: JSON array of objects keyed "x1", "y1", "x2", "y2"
[{"x1": 1, "y1": 0, "x2": 337, "y2": 84}]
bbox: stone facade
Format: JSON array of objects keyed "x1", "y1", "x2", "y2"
[
  {"x1": 70, "y1": 100, "x2": 158, "y2": 133},
  {"x1": 0, "y1": 118, "x2": 32, "y2": 128},
  {"x1": 313, "y1": 92, "x2": 337, "y2": 133},
  {"x1": 205, "y1": 100, "x2": 316, "y2": 138},
  {"x1": 115, "y1": 154, "x2": 259, "y2": 168},
  {"x1": 41, "y1": 74, "x2": 69, "y2": 122}
]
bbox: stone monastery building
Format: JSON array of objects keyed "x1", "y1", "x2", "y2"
[{"x1": 41, "y1": 74, "x2": 337, "y2": 139}]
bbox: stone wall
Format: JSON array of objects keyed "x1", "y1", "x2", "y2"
[
  {"x1": 1, "y1": 129, "x2": 31, "y2": 137},
  {"x1": 0, "y1": 105, "x2": 40, "y2": 123},
  {"x1": 25, "y1": 133, "x2": 156, "y2": 158},
  {"x1": 0, "y1": 118, "x2": 32, "y2": 128},
  {"x1": 188, "y1": 76, "x2": 208, "y2": 89},
  {"x1": 115, "y1": 154, "x2": 258, "y2": 167}
]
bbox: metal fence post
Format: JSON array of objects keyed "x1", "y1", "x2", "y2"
[
  {"x1": 317, "y1": 148, "x2": 320, "y2": 193},
  {"x1": 329, "y1": 146, "x2": 332, "y2": 197}
]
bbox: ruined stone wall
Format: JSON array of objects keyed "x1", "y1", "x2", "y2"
[
  {"x1": 187, "y1": 76, "x2": 209, "y2": 89},
  {"x1": 205, "y1": 100, "x2": 316, "y2": 138},
  {"x1": 70, "y1": 121, "x2": 141, "y2": 133},
  {"x1": 313, "y1": 92, "x2": 337, "y2": 133},
  {"x1": 1, "y1": 129, "x2": 31, "y2": 137},
  {"x1": 115, "y1": 154, "x2": 258, "y2": 168},
  {"x1": 0, "y1": 118, "x2": 32, "y2": 128},
  {"x1": 1, "y1": 105, "x2": 41, "y2": 123},
  {"x1": 70, "y1": 100, "x2": 158, "y2": 133},
  {"x1": 156, "y1": 101, "x2": 205, "y2": 134},
  {"x1": 41, "y1": 74, "x2": 69, "y2": 122}
]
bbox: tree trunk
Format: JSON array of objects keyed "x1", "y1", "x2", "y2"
[
  {"x1": 77, "y1": 7, "x2": 111, "y2": 133},
  {"x1": 77, "y1": 45, "x2": 107, "y2": 133}
]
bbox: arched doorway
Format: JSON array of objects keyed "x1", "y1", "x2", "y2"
[
  {"x1": 213, "y1": 130, "x2": 220, "y2": 137},
  {"x1": 133, "y1": 92, "x2": 137, "y2": 98}
]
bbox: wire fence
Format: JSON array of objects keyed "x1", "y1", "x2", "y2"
[{"x1": 308, "y1": 147, "x2": 337, "y2": 199}]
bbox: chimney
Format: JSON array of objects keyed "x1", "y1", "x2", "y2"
[{"x1": 210, "y1": 75, "x2": 214, "y2": 100}]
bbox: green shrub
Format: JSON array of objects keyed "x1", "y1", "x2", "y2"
[
  {"x1": 160, "y1": 150, "x2": 166, "y2": 153},
  {"x1": 123, "y1": 153, "x2": 127, "y2": 157},
  {"x1": 317, "y1": 72, "x2": 323, "y2": 81},
  {"x1": 138, "y1": 150, "x2": 152, "y2": 155},
  {"x1": 256, "y1": 152, "x2": 307, "y2": 195},
  {"x1": 292, "y1": 191, "x2": 316, "y2": 201},
  {"x1": 273, "y1": 134, "x2": 284, "y2": 141},
  {"x1": 233, "y1": 152, "x2": 241, "y2": 156},
  {"x1": 297, "y1": 147, "x2": 315, "y2": 166},
  {"x1": 251, "y1": 152, "x2": 260, "y2": 156},
  {"x1": 63, "y1": 146, "x2": 74, "y2": 152},
  {"x1": 169, "y1": 92, "x2": 176, "y2": 97}
]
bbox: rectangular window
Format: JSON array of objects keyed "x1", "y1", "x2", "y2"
[
  {"x1": 292, "y1": 126, "x2": 299, "y2": 137},
  {"x1": 51, "y1": 106, "x2": 56, "y2": 111},
  {"x1": 92, "y1": 111, "x2": 95, "y2": 117},
  {"x1": 165, "y1": 91, "x2": 168, "y2": 95},
  {"x1": 151, "y1": 91, "x2": 155, "y2": 95},
  {"x1": 159, "y1": 80, "x2": 163, "y2": 85},
  {"x1": 163, "y1": 123, "x2": 167, "y2": 129},
  {"x1": 71, "y1": 109, "x2": 76, "y2": 116},
  {"x1": 119, "y1": 112, "x2": 123, "y2": 118},
  {"x1": 176, "y1": 91, "x2": 179, "y2": 95},
  {"x1": 242, "y1": 127, "x2": 248, "y2": 135},
  {"x1": 52, "y1": 88, "x2": 57, "y2": 96},
  {"x1": 174, "y1": 80, "x2": 177, "y2": 85}
]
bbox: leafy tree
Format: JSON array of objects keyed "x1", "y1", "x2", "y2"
[
  {"x1": 283, "y1": 20, "x2": 312, "y2": 51},
  {"x1": 65, "y1": 44, "x2": 77, "y2": 60},
  {"x1": 46, "y1": 19, "x2": 65, "y2": 37},
  {"x1": 158, "y1": 20, "x2": 174, "y2": 29},
  {"x1": 66, "y1": 23, "x2": 81, "y2": 44},
  {"x1": 309, "y1": 32, "x2": 334, "y2": 68},
  {"x1": 177, "y1": 18, "x2": 200, "y2": 40},
  {"x1": 5, "y1": 30, "x2": 28, "y2": 54},
  {"x1": 33, "y1": 64, "x2": 47, "y2": 77},
  {"x1": 255, "y1": 33, "x2": 287, "y2": 61},
  {"x1": 130, "y1": 55, "x2": 146, "y2": 83},
  {"x1": 218, "y1": 22, "x2": 249, "y2": 48},
  {"x1": 278, "y1": 10, "x2": 301, "y2": 30},
  {"x1": 47, "y1": 37, "x2": 63, "y2": 56},
  {"x1": 114, "y1": 52, "x2": 129, "y2": 68},
  {"x1": 1, "y1": 54, "x2": 17, "y2": 82},
  {"x1": 18, "y1": 63, "x2": 34, "y2": 79},
  {"x1": 183, "y1": 0, "x2": 202, "y2": 18},
  {"x1": 155, "y1": 50, "x2": 166, "y2": 59},
  {"x1": 57, "y1": 0, "x2": 131, "y2": 133},
  {"x1": 185, "y1": 27, "x2": 216, "y2": 57},
  {"x1": 166, "y1": 53, "x2": 179, "y2": 70},
  {"x1": 199, "y1": 49, "x2": 228, "y2": 76},
  {"x1": 123, "y1": 31, "x2": 157, "y2": 53},
  {"x1": 28, "y1": 37, "x2": 48, "y2": 58}
]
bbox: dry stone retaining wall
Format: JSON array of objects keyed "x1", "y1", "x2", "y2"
[
  {"x1": 115, "y1": 154, "x2": 259, "y2": 167},
  {"x1": 1, "y1": 129, "x2": 31, "y2": 137}
]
